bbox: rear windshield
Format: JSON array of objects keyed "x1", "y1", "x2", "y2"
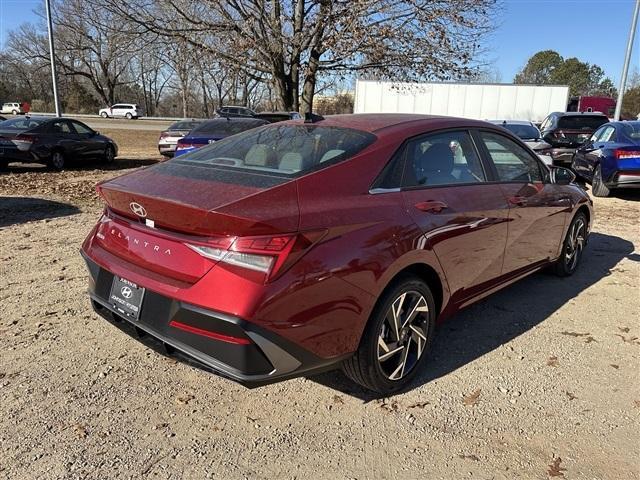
[
  {"x1": 500, "y1": 124, "x2": 540, "y2": 141},
  {"x1": 169, "y1": 120, "x2": 200, "y2": 131},
  {"x1": 191, "y1": 119, "x2": 266, "y2": 136},
  {"x1": 175, "y1": 124, "x2": 376, "y2": 177},
  {"x1": 0, "y1": 117, "x2": 47, "y2": 132},
  {"x1": 620, "y1": 122, "x2": 640, "y2": 143},
  {"x1": 558, "y1": 116, "x2": 608, "y2": 130}
]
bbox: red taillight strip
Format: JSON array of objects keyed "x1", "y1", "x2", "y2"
[{"x1": 168, "y1": 320, "x2": 251, "y2": 345}]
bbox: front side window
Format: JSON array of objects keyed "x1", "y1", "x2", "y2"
[
  {"x1": 71, "y1": 121, "x2": 92, "y2": 134},
  {"x1": 50, "y1": 120, "x2": 73, "y2": 134},
  {"x1": 480, "y1": 132, "x2": 542, "y2": 183},
  {"x1": 402, "y1": 130, "x2": 486, "y2": 187}
]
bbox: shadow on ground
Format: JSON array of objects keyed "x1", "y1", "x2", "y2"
[
  {"x1": 0, "y1": 157, "x2": 160, "y2": 174},
  {"x1": 310, "y1": 232, "x2": 637, "y2": 400},
  {"x1": 0, "y1": 196, "x2": 81, "y2": 228}
]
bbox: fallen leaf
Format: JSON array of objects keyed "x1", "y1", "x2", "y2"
[
  {"x1": 584, "y1": 336, "x2": 597, "y2": 344},
  {"x1": 72, "y1": 423, "x2": 88, "y2": 439},
  {"x1": 463, "y1": 389, "x2": 481, "y2": 406},
  {"x1": 332, "y1": 395, "x2": 344, "y2": 405},
  {"x1": 548, "y1": 457, "x2": 566, "y2": 477},
  {"x1": 560, "y1": 331, "x2": 590, "y2": 337},
  {"x1": 634, "y1": 400, "x2": 640, "y2": 408},
  {"x1": 380, "y1": 400, "x2": 399, "y2": 412},
  {"x1": 175, "y1": 394, "x2": 195, "y2": 405},
  {"x1": 565, "y1": 392, "x2": 577, "y2": 401},
  {"x1": 408, "y1": 401, "x2": 430, "y2": 409},
  {"x1": 618, "y1": 327, "x2": 630, "y2": 333},
  {"x1": 610, "y1": 364, "x2": 619, "y2": 369},
  {"x1": 546, "y1": 356, "x2": 558, "y2": 367}
]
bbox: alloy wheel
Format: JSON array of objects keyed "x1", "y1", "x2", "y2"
[
  {"x1": 377, "y1": 291, "x2": 429, "y2": 381},
  {"x1": 51, "y1": 152, "x2": 64, "y2": 170},
  {"x1": 565, "y1": 217, "x2": 585, "y2": 271}
]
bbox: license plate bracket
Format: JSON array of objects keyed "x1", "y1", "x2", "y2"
[{"x1": 109, "y1": 276, "x2": 145, "y2": 320}]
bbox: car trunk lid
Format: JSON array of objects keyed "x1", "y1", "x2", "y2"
[{"x1": 95, "y1": 161, "x2": 299, "y2": 281}]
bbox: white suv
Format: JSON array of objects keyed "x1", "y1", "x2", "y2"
[
  {"x1": 1, "y1": 103, "x2": 24, "y2": 115},
  {"x1": 98, "y1": 103, "x2": 142, "y2": 119}
]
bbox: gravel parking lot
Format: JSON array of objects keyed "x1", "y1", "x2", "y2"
[{"x1": 0, "y1": 140, "x2": 638, "y2": 479}]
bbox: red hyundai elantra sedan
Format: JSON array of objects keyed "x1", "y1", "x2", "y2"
[{"x1": 81, "y1": 114, "x2": 593, "y2": 393}]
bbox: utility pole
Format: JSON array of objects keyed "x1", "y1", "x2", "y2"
[
  {"x1": 45, "y1": 0, "x2": 61, "y2": 117},
  {"x1": 615, "y1": 0, "x2": 640, "y2": 121}
]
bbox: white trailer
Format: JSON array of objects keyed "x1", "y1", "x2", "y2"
[{"x1": 353, "y1": 80, "x2": 569, "y2": 123}]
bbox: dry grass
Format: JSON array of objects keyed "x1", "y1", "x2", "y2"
[{"x1": 99, "y1": 128, "x2": 162, "y2": 158}]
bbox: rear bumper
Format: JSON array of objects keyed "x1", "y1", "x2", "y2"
[
  {"x1": 548, "y1": 148, "x2": 576, "y2": 166},
  {"x1": 607, "y1": 171, "x2": 640, "y2": 189},
  {"x1": 82, "y1": 253, "x2": 345, "y2": 387}
]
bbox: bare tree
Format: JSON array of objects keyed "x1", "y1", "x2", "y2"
[{"x1": 98, "y1": 0, "x2": 497, "y2": 113}]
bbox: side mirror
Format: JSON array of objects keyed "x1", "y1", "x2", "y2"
[
  {"x1": 92, "y1": 130, "x2": 99, "y2": 136},
  {"x1": 550, "y1": 166, "x2": 575, "y2": 185}
]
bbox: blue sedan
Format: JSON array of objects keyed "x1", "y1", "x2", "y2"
[
  {"x1": 174, "y1": 117, "x2": 268, "y2": 157},
  {"x1": 572, "y1": 121, "x2": 640, "y2": 197}
]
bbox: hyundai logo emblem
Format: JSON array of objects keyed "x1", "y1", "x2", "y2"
[
  {"x1": 129, "y1": 202, "x2": 147, "y2": 218},
  {"x1": 120, "y1": 286, "x2": 133, "y2": 299}
]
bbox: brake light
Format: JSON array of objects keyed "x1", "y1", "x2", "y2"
[
  {"x1": 185, "y1": 231, "x2": 325, "y2": 280},
  {"x1": 176, "y1": 142, "x2": 198, "y2": 151},
  {"x1": 615, "y1": 149, "x2": 640, "y2": 160}
]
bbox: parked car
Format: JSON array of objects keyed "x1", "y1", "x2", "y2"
[
  {"x1": 567, "y1": 96, "x2": 616, "y2": 118},
  {"x1": 0, "y1": 116, "x2": 118, "y2": 170},
  {"x1": 490, "y1": 120, "x2": 553, "y2": 165},
  {"x1": 216, "y1": 105, "x2": 256, "y2": 118},
  {"x1": 253, "y1": 111, "x2": 302, "y2": 123},
  {"x1": 174, "y1": 117, "x2": 268, "y2": 156},
  {"x1": 539, "y1": 112, "x2": 609, "y2": 166},
  {"x1": 1, "y1": 102, "x2": 24, "y2": 115},
  {"x1": 572, "y1": 121, "x2": 640, "y2": 197},
  {"x1": 81, "y1": 113, "x2": 592, "y2": 394},
  {"x1": 99, "y1": 104, "x2": 142, "y2": 119},
  {"x1": 158, "y1": 119, "x2": 202, "y2": 157}
]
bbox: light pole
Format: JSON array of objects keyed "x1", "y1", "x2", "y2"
[
  {"x1": 45, "y1": 0, "x2": 61, "y2": 117},
  {"x1": 614, "y1": 0, "x2": 640, "y2": 121}
]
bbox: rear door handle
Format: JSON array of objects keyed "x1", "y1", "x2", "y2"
[
  {"x1": 508, "y1": 196, "x2": 528, "y2": 207},
  {"x1": 415, "y1": 200, "x2": 448, "y2": 213}
]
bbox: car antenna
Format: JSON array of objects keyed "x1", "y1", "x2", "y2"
[{"x1": 304, "y1": 112, "x2": 324, "y2": 123}]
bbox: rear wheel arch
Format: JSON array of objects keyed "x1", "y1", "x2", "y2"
[
  {"x1": 377, "y1": 263, "x2": 444, "y2": 320},
  {"x1": 576, "y1": 204, "x2": 590, "y2": 228}
]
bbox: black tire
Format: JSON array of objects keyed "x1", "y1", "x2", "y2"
[
  {"x1": 554, "y1": 212, "x2": 587, "y2": 277},
  {"x1": 104, "y1": 145, "x2": 115, "y2": 164},
  {"x1": 0, "y1": 159, "x2": 8, "y2": 170},
  {"x1": 125, "y1": 112, "x2": 133, "y2": 119},
  {"x1": 591, "y1": 164, "x2": 610, "y2": 197},
  {"x1": 100, "y1": 112, "x2": 109, "y2": 118},
  {"x1": 48, "y1": 150, "x2": 65, "y2": 171},
  {"x1": 11, "y1": 110, "x2": 18, "y2": 115},
  {"x1": 342, "y1": 275, "x2": 436, "y2": 394}
]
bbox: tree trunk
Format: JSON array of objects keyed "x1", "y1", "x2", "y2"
[{"x1": 300, "y1": 49, "x2": 321, "y2": 114}]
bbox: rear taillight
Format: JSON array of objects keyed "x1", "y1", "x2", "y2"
[
  {"x1": 615, "y1": 149, "x2": 640, "y2": 160},
  {"x1": 185, "y1": 231, "x2": 325, "y2": 280},
  {"x1": 13, "y1": 134, "x2": 36, "y2": 151},
  {"x1": 176, "y1": 142, "x2": 197, "y2": 151}
]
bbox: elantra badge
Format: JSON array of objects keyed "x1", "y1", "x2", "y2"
[{"x1": 129, "y1": 202, "x2": 147, "y2": 218}]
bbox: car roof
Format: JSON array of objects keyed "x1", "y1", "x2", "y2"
[
  {"x1": 550, "y1": 111, "x2": 608, "y2": 117},
  {"x1": 488, "y1": 120, "x2": 534, "y2": 126},
  {"x1": 286, "y1": 113, "x2": 495, "y2": 134}
]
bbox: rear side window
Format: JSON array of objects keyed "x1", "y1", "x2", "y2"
[
  {"x1": 557, "y1": 116, "x2": 608, "y2": 130},
  {"x1": 599, "y1": 126, "x2": 616, "y2": 143},
  {"x1": 176, "y1": 125, "x2": 375, "y2": 177},
  {"x1": 480, "y1": 132, "x2": 543, "y2": 183},
  {"x1": 620, "y1": 122, "x2": 640, "y2": 142},
  {"x1": 402, "y1": 131, "x2": 486, "y2": 187}
]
